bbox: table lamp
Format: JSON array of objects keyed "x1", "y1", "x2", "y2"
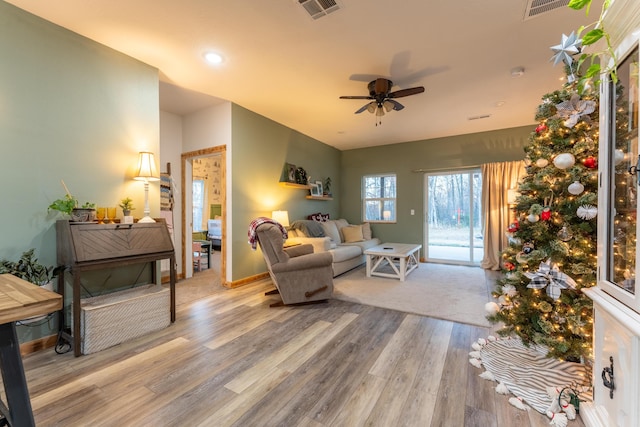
[
  {"x1": 134, "y1": 152, "x2": 160, "y2": 223},
  {"x1": 271, "y1": 210, "x2": 290, "y2": 228}
]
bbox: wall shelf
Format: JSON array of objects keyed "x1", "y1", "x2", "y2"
[
  {"x1": 305, "y1": 196, "x2": 333, "y2": 201},
  {"x1": 279, "y1": 182, "x2": 310, "y2": 189}
]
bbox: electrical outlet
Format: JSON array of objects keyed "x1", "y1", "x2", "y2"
[{"x1": 410, "y1": 209, "x2": 415, "y2": 215}]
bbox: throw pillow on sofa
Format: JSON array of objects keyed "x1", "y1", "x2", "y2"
[
  {"x1": 361, "y1": 222, "x2": 372, "y2": 240},
  {"x1": 342, "y1": 224, "x2": 364, "y2": 243},
  {"x1": 307, "y1": 212, "x2": 330, "y2": 222},
  {"x1": 320, "y1": 221, "x2": 341, "y2": 244}
]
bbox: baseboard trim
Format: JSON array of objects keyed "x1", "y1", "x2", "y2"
[
  {"x1": 20, "y1": 334, "x2": 58, "y2": 356},
  {"x1": 225, "y1": 272, "x2": 270, "y2": 288}
]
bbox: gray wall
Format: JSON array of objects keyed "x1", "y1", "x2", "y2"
[
  {"x1": 340, "y1": 126, "x2": 532, "y2": 254},
  {"x1": 230, "y1": 104, "x2": 341, "y2": 280},
  {"x1": 1, "y1": 2, "x2": 159, "y2": 343}
]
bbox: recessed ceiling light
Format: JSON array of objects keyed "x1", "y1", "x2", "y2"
[
  {"x1": 495, "y1": 101, "x2": 506, "y2": 107},
  {"x1": 510, "y1": 67, "x2": 525, "y2": 78},
  {"x1": 204, "y1": 52, "x2": 224, "y2": 65}
]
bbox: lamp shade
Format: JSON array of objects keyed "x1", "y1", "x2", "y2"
[
  {"x1": 272, "y1": 210, "x2": 290, "y2": 227},
  {"x1": 134, "y1": 152, "x2": 160, "y2": 181}
]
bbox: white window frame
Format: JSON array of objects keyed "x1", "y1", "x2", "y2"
[{"x1": 362, "y1": 173, "x2": 397, "y2": 223}]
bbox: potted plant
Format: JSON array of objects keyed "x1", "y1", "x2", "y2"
[
  {"x1": 48, "y1": 194, "x2": 96, "y2": 222},
  {"x1": 0, "y1": 248, "x2": 61, "y2": 286},
  {"x1": 0, "y1": 249, "x2": 62, "y2": 324},
  {"x1": 323, "y1": 176, "x2": 332, "y2": 197},
  {"x1": 119, "y1": 197, "x2": 135, "y2": 216}
]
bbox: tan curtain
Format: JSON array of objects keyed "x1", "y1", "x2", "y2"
[{"x1": 480, "y1": 161, "x2": 525, "y2": 270}]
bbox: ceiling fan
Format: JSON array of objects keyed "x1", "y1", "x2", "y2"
[{"x1": 340, "y1": 78, "x2": 425, "y2": 124}]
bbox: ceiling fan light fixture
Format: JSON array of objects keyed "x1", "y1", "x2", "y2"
[
  {"x1": 383, "y1": 100, "x2": 394, "y2": 112},
  {"x1": 366, "y1": 103, "x2": 376, "y2": 114},
  {"x1": 376, "y1": 106, "x2": 385, "y2": 117}
]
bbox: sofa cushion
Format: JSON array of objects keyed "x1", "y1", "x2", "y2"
[
  {"x1": 330, "y1": 245, "x2": 362, "y2": 263},
  {"x1": 320, "y1": 220, "x2": 341, "y2": 244},
  {"x1": 290, "y1": 220, "x2": 325, "y2": 237},
  {"x1": 362, "y1": 222, "x2": 372, "y2": 240},
  {"x1": 342, "y1": 225, "x2": 364, "y2": 243},
  {"x1": 341, "y1": 238, "x2": 382, "y2": 252},
  {"x1": 333, "y1": 219, "x2": 350, "y2": 241}
]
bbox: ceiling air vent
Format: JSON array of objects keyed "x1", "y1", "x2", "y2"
[
  {"x1": 298, "y1": 0, "x2": 340, "y2": 20},
  {"x1": 524, "y1": 0, "x2": 570, "y2": 20}
]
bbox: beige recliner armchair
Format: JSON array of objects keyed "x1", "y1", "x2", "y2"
[{"x1": 255, "y1": 222, "x2": 334, "y2": 306}]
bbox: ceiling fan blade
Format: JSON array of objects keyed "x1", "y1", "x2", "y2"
[
  {"x1": 340, "y1": 95, "x2": 373, "y2": 100},
  {"x1": 388, "y1": 86, "x2": 425, "y2": 98},
  {"x1": 355, "y1": 102, "x2": 375, "y2": 114},
  {"x1": 385, "y1": 99, "x2": 404, "y2": 111}
]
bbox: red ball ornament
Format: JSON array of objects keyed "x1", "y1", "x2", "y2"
[
  {"x1": 535, "y1": 123, "x2": 548, "y2": 134},
  {"x1": 540, "y1": 208, "x2": 552, "y2": 221},
  {"x1": 583, "y1": 156, "x2": 597, "y2": 168},
  {"x1": 507, "y1": 221, "x2": 519, "y2": 233}
]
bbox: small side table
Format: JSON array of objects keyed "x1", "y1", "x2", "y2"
[
  {"x1": 0, "y1": 274, "x2": 62, "y2": 427},
  {"x1": 195, "y1": 240, "x2": 212, "y2": 269}
]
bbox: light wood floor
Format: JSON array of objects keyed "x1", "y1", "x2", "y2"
[{"x1": 20, "y1": 272, "x2": 586, "y2": 427}]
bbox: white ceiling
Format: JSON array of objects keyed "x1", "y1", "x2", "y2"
[{"x1": 7, "y1": 0, "x2": 602, "y2": 151}]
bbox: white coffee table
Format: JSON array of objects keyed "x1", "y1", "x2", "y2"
[{"x1": 364, "y1": 243, "x2": 422, "y2": 281}]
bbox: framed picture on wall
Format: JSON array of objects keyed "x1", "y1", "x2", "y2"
[
  {"x1": 310, "y1": 183, "x2": 322, "y2": 197},
  {"x1": 286, "y1": 163, "x2": 297, "y2": 183},
  {"x1": 315, "y1": 180, "x2": 323, "y2": 195}
]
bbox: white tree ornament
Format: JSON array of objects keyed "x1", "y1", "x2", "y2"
[
  {"x1": 553, "y1": 153, "x2": 576, "y2": 170},
  {"x1": 567, "y1": 181, "x2": 584, "y2": 195},
  {"x1": 577, "y1": 204, "x2": 597, "y2": 220},
  {"x1": 536, "y1": 158, "x2": 549, "y2": 168},
  {"x1": 555, "y1": 94, "x2": 596, "y2": 128}
]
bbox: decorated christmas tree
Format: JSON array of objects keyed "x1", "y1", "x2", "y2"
[{"x1": 486, "y1": 63, "x2": 602, "y2": 362}]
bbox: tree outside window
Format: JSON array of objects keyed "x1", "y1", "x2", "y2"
[{"x1": 362, "y1": 174, "x2": 396, "y2": 222}]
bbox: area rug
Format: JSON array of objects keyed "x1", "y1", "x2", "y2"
[
  {"x1": 469, "y1": 336, "x2": 591, "y2": 422},
  {"x1": 333, "y1": 263, "x2": 492, "y2": 327}
]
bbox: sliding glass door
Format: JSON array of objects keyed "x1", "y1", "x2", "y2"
[{"x1": 425, "y1": 170, "x2": 482, "y2": 265}]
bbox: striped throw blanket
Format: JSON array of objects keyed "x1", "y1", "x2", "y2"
[
  {"x1": 470, "y1": 337, "x2": 591, "y2": 417},
  {"x1": 248, "y1": 217, "x2": 288, "y2": 250}
]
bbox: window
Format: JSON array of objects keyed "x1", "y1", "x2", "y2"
[
  {"x1": 362, "y1": 174, "x2": 396, "y2": 222},
  {"x1": 425, "y1": 170, "x2": 482, "y2": 265},
  {"x1": 192, "y1": 179, "x2": 205, "y2": 231}
]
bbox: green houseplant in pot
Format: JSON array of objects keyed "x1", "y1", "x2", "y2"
[
  {"x1": 0, "y1": 248, "x2": 58, "y2": 286},
  {"x1": 119, "y1": 197, "x2": 135, "y2": 216},
  {"x1": 0, "y1": 249, "x2": 62, "y2": 324},
  {"x1": 48, "y1": 194, "x2": 96, "y2": 222},
  {"x1": 323, "y1": 176, "x2": 332, "y2": 197}
]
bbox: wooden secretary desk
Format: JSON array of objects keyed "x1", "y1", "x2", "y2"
[{"x1": 56, "y1": 220, "x2": 176, "y2": 356}]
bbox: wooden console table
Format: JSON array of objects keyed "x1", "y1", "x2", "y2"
[
  {"x1": 0, "y1": 274, "x2": 62, "y2": 427},
  {"x1": 56, "y1": 220, "x2": 176, "y2": 356}
]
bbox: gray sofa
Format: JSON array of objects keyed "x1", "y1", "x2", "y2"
[{"x1": 287, "y1": 218, "x2": 381, "y2": 276}]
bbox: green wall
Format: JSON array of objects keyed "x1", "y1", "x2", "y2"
[
  {"x1": 1, "y1": 2, "x2": 159, "y2": 343},
  {"x1": 340, "y1": 126, "x2": 532, "y2": 253},
  {"x1": 230, "y1": 104, "x2": 341, "y2": 280}
]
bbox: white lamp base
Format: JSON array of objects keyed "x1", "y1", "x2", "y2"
[{"x1": 138, "y1": 215, "x2": 155, "y2": 223}]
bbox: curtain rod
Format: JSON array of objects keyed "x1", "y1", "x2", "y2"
[{"x1": 412, "y1": 165, "x2": 481, "y2": 173}]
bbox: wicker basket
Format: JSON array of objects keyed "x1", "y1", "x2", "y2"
[{"x1": 80, "y1": 284, "x2": 170, "y2": 354}]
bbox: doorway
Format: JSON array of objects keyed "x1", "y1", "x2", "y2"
[
  {"x1": 424, "y1": 170, "x2": 482, "y2": 265},
  {"x1": 181, "y1": 146, "x2": 226, "y2": 283}
]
